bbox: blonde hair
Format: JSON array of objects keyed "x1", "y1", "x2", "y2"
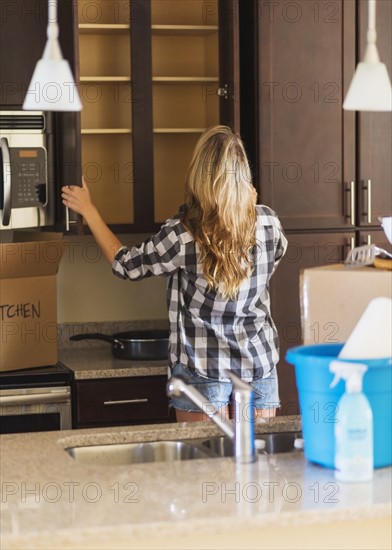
[{"x1": 182, "y1": 125, "x2": 257, "y2": 300}]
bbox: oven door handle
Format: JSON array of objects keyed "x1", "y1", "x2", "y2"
[
  {"x1": 0, "y1": 390, "x2": 70, "y2": 406},
  {"x1": 0, "y1": 137, "x2": 12, "y2": 226}
]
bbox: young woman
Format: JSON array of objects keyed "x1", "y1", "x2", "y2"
[{"x1": 62, "y1": 125, "x2": 287, "y2": 423}]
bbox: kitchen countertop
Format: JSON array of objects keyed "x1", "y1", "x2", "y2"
[
  {"x1": 59, "y1": 348, "x2": 168, "y2": 380},
  {"x1": 1, "y1": 416, "x2": 391, "y2": 550},
  {"x1": 58, "y1": 321, "x2": 169, "y2": 379}
]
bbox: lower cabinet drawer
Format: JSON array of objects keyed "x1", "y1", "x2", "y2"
[{"x1": 75, "y1": 375, "x2": 170, "y2": 427}]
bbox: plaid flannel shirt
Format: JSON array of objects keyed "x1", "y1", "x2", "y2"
[{"x1": 112, "y1": 205, "x2": 288, "y2": 381}]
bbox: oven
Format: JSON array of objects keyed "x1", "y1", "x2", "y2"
[{"x1": 0, "y1": 363, "x2": 73, "y2": 434}]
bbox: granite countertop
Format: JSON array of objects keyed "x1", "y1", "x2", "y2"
[
  {"x1": 59, "y1": 348, "x2": 168, "y2": 380},
  {"x1": 1, "y1": 417, "x2": 391, "y2": 550},
  {"x1": 58, "y1": 321, "x2": 169, "y2": 379}
]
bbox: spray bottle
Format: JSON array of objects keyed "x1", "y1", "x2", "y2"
[{"x1": 329, "y1": 361, "x2": 373, "y2": 482}]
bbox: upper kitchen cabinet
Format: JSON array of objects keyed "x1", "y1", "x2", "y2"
[
  {"x1": 73, "y1": 0, "x2": 239, "y2": 232},
  {"x1": 0, "y1": 1, "x2": 47, "y2": 107},
  {"x1": 257, "y1": 0, "x2": 356, "y2": 231},
  {"x1": 241, "y1": 0, "x2": 391, "y2": 232}
]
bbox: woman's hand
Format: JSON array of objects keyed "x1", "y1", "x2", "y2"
[
  {"x1": 62, "y1": 177, "x2": 123, "y2": 264},
  {"x1": 61, "y1": 177, "x2": 95, "y2": 218}
]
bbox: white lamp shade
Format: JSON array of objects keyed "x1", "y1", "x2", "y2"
[
  {"x1": 23, "y1": 58, "x2": 82, "y2": 112},
  {"x1": 343, "y1": 61, "x2": 392, "y2": 111}
]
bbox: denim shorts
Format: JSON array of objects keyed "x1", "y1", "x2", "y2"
[{"x1": 169, "y1": 363, "x2": 280, "y2": 412}]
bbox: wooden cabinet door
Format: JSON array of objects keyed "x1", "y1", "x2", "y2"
[
  {"x1": 255, "y1": 0, "x2": 356, "y2": 231},
  {"x1": 357, "y1": 0, "x2": 392, "y2": 227},
  {"x1": 357, "y1": 229, "x2": 391, "y2": 250},
  {"x1": 218, "y1": 0, "x2": 240, "y2": 132},
  {"x1": 74, "y1": 0, "x2": 136, "y2": 229},
  {"x1": 270, "y1": 231, "x2": 354, "y2": 416},
  {"x1": 66, "y1": 0, "x2": 239, "y2": 233}
]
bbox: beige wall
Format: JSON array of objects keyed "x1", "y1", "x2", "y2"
[{"x1": 57, "y1": 234, "x2": 168, "y2": 323}]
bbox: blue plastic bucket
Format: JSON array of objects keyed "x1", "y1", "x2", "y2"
[{"x1": 286, "y1": 343, "x2": 392, "y2": 468}]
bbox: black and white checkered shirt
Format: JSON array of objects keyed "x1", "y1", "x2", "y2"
[{"x1": 112, "y1": 205, "x2": 288, "y2": 381}]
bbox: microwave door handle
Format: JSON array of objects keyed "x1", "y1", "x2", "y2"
[{"x1": 0, "y1": 137, "x2": 11, "y2": 226}]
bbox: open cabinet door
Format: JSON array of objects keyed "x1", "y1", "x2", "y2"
[
  {"x1": 219, "y1": 0, "x2": 240, "y2": 132},
  {"x1": 57, "y1": 0, "x2": 83, "y2": 233}
]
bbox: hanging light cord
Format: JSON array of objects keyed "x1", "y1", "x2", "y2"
[{"x1": 365, "y1": 0, "x2": 380, "y2": 63}]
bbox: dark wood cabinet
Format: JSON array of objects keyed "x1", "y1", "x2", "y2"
[
  {"x1": 1, "y1": 0, "x2": 239, "y2": 231},
  {"x1": 241, "y1": 0, "x2": 391, "y2": 232},
  {"x1": 73, "y1": 375, "x2": 171, "y2": 428},
  {"x1": 358, "y1": 0, "x2": 392, "y2": 226},
  {"x1": 0, "y1": 1, "x2": 77, "y2": 108},
  {"x1": 0, "y1": 1, "x2": 48, "y2": 106},
  {"x1": 239, "y1": 0, "x2": 392, "y2": 415},
  {"x1": 270, "y1": 231, "x2": 354, "y2": 415},
  {"x1": 257, "y1": 0, "x2": 356, "y2": 231},
  {"x1": 67, "y1": 0, "x2": 240, "y2": 233},
  {"x1": 357, "y1": 229, "x2": 391, "y2": 249}
]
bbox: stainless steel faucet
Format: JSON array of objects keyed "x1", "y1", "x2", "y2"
[{"x1": 167, "y1": 369, "x2": 256, "y2": 463}]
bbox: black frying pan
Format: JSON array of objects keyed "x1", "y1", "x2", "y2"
[{"x1": 70, "y1": 330, "x2": 169, "y2": 360}]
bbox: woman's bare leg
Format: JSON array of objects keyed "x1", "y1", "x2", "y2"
[
  {"x1": 175, "y1": 406, "x2": 229, "y2": 423},
  {"x1": 175, "y1": 406, "x2": 275, "y2": 422},
  {"x1": 228, "y1": 404, "x2": 276, "y2": 421},
  {"x1": 255, "y1": 408, "x2": 276, "y2": 420}
]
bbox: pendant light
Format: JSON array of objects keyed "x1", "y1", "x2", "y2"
[
  {"x1": 23, "y1": 0, "x2": 82, "y2": 111},
  {"x1": 343, "y1": 0, "x2": 392, "y2": 111}
]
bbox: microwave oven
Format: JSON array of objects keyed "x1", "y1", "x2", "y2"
[{"x1": 0, "y1": 110, "x2": 55, "y2": 230}]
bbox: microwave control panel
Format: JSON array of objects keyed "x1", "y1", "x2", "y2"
[{"x1": 10, "y1": 148, "x2": 48, "y2": 208}]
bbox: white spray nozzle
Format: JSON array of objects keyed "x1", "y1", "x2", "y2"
[{"x1": 330, "y1": 360, "x2": 368, "y2": 393}]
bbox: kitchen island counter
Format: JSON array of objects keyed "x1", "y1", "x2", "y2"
[{"x1": 1, "y1": 417, "x2": 391, "y2": 549}]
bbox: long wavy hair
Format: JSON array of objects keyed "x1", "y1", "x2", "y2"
[{"x1": 182, "y1": 125, "x2": 257, "y2": 300}]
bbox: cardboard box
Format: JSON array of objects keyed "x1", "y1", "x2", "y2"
[
  {"x1": 0, "y1": 233, "x2": 65, "y2": 371},
  {"x1": 300, "y1": 263, "x2": 392, "y2": 345}
]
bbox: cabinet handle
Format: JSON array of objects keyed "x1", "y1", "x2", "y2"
[
  {"x1": 344, "y1": 181, "x2": 355, "y2": 226},
  {"x1": 103, "y1": 398, "x2": 149, "y2": 406},
  {"x1": 345, "y1": 237, "x2": 355, "y2": 259},
  {"x1": 0, "y1": 137, "x2": 11, "y2": 226},
  {"x1": 65, "y1": 204, "x2": 77, "y2": 232},
  {"x1": 363, "y1": 179, "x2": 372, "y2": 223},
  {"x1": 65, "y1": 206, "x2": 70, "y2": 232}
]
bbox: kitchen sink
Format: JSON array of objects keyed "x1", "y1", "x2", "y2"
[
  {"x1": 65, "y1": 440, "x2": 212, "y2": 466},
  {"x1": 200, "y1": 431, "x2": 303, "y2": 458},
  {"x1": 65, "y1": 432, "x2": 303, "y2": 465}
]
